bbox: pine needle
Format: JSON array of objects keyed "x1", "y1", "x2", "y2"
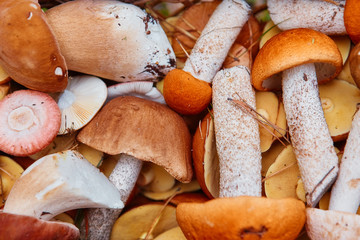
[{"x1": 261, "y1": 162, "x2": 297, "y2": 183}]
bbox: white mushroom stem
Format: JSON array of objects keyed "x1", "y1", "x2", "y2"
[
  {"x1": 329, "y1": 110, "x2": 360, "y2": 213},
  {"x1": 282, "y1": 63, "x2": 338, "y2": 207},
  {"x1": 212, "y1": 66, "x2": 262, "y2": 197},
  {"x1": 183, "y1": 0, "x2": 250, "y2": 83},
  {"x1": 3, "y1": 150, "x2": 124, "y2": 220},
  {"x1": 107, "y1": 81, "x2": 165, "y2": 104},
  {"x1": 80, "y1": 154, "x2": 143, "y2": 240},
  {"x1": 267, "y1": 0, "x2": 346, "y2": 35}
]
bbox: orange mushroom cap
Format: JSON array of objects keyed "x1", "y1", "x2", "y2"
[{"x1": 251, "y1": 28, "x2": 342, "y2": 91}]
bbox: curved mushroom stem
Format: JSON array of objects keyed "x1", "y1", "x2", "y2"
[
  {"x1": 329, "y1": 110, "x2": 360, "y2": 213},
  {"x1": 282, "y1": 63, "x2": 339, "y2": 207},
  {"x1": 183, "y1": 0, "x2": 250, "y2": 83},
  {"x1": 212, "y1": 66, "x2": 262, "y2": 197},
  {"x1": 80, "y1": 154, "x2": 143, "y2": 240}
]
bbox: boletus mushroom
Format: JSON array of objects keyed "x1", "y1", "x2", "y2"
[
  {"x1": 0, "y1": 150, "x2": 124, "y2": 240},
  {"x1": 76, "y1": 96, "x2": 192, "y2": 239},
  {"x1": 252, "y1": 28, "x2": 342, "y2": 206},
  {"x1": 0, "y1": 0, "x2": 67, "y2": 92},
  {"x1": 45, "y1": 0, "x2": 175, "y2": 82}
]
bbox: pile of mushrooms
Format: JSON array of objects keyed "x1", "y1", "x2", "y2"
[{"x1": 2, "y1": 0, "x2": 360, "y2": 239}]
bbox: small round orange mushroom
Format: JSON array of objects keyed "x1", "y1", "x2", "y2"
[
  {"x1": 344, "y1": 0, "x2": 360, "y2": 44},
  {"x1": 349, "y1": 42, "x2": 360, "y2": 87}
]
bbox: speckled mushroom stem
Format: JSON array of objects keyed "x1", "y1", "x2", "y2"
[
  {"x1": 282, "y1": 63, "x2": 338, "y2": 207},
  {"x1": 212, "y1": 66, "x2": 262, "y2": 197},
  {"x1": 80, "y1": 154, "x2": 143, "y2": 240},
  {"x1": 182, "y1": 0, "x2": 250, "y2": 83},
  {"x1": 329, "y1": 110, "x2": 360, "y2": 213},
  {"x1": 267, "y1": 0, "x2": 346, "y2": 35}
]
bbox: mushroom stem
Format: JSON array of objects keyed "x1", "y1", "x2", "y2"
[
  {"x1": 80, "y1": 154, "x2": 143, "y2": 240},
  {"x1": 282, "y1": 63, "x2": 338, "y2": 207},
  {"x1": 182, "y1": 0, "x2": 250, "y2": 83},
  {"x1": 212, "y1": 66, "x2": 262, "y2": 197},
  {"x1": 329, "y1": 110, "x2": 360, "y2": 213}
]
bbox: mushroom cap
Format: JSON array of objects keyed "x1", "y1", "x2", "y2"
[
  {"x1": 0, "y1": 0, "x2": 67, "y2": 92},
  {"x1": 46, "y1": 0, "x2": 175, "y2": 82},
  {"x1": 349, "y1": 42, "x2": 360, "y2": 87},
  {"x1": 306, "y1": 208, "x2": 360, "y2": 240},
  {"x1": 0, "y1": 212, "x2": 79, "y2": 240},
  {"x1": 176, "y1": 196, "x2": 306, "y2": 240},
  {"x1": 252, "y1": 28, "x2": 343, "y2": 91},
  {"x1": 77, "y1": 96, "x2": 192, "y2": 183},
  {"x1": 344, "y1": 0, "x2": 360, "y2": 44}
]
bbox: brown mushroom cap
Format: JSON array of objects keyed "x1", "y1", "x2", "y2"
[
  {"x1": 0, "y1": 0, "x2": 67, "y2": 92},
  {"x1": 77, "y1": 96, "x2": 192, "y2": 183},
  {"x1": 0, "y1": 212, "x2": 79, "y2": 240},
  {"x1": 252, "y1": 28, "x2": 342, "y2": 91}
]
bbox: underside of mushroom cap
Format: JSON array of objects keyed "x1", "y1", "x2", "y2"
[
  {"x1": 0, "y1": 212, "x2": 79, "y2": 240},
  {"x1": 77, "y1": 96, "x2": 192, "y2": 183},
  {"x1": 252, "y1": 28, "x2": 343, "y2": 91},
  {"x1": 0, "y1": 0, "x2": 68, "y2": 92},
  {"x1": 306, "y1": 208, "x2": 360, "y2": 239}
]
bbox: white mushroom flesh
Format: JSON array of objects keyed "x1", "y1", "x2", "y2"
[
  {"x1": 212, "y1": 66, "x2": 262, "y2": 197},
  {"x1": 3, "y1": 150, "x2": 124, "y2": 220},
  {"x1": 267, "y1": 0, "x2": 346, "y2": 35},
  {"x1": 183, "y1": 0, "x2": 250, "y2": 83},
  {"x1": 282, "y1": 63, "x2": 338, "y2": 207},
  {"x1": 329, "y1": 110, "x2": 360, "y2": 213},
  {"x1": 80, "y1": 154, "x2": 143, "y2": 240},
  {"x1": 306, "y1": 208, "x2": 360, "y2": 240}
]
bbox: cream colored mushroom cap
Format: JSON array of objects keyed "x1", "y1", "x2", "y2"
[
  {"x1": 77, "y1": 96, "x2": 193, "y2": 183},
  {"x1": 252, "y1": 28, "x2": 342, "y2": 91}
]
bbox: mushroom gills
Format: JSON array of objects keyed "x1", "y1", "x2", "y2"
[{"x1": 282, "y1": 63, "x2": 338, "y2": 207}]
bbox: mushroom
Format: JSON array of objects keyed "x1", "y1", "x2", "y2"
[
  {"x1": 251, "y1": 28, "x2": 342, "y2": 206},
  {"x1": 212, "y1": 66, "x2": 262, "y2": 197},
  {"x1": 107, "y1": 81, "x2": 165, "y2": 104},
  {"x1": 349, "y1": 42, "x2": 360, "y2": 87},
  {"x1": 0, "y1": 90, "x2": 61, "y2": 156},
  {"x1": 0, "y1": 0, "x2": 67, "y2": 92},
  {"x1": 176, "y1": 196, "x2": 306, "y2": 240},
  {"x1": 344, "y1": 0, "x2": 360, "y2": 44},
  {"x1": 0, "y1": 150, "x2": 124, "y2": 240},
  {"x1": 76, "y1": 96, "x2": 192, "y2": 239},
  {"x1": 45, "y1": 0, "x2": 175, "y2": 82},
  {"x1": 56, "y1": 75, "x2": 107, "y2": 135},
  {"x1": 163, "y1": 0, "x2": 251, "y2": 115},
  {"x1": 267, "y1": 0, "x2": 346, "y2": 36}
]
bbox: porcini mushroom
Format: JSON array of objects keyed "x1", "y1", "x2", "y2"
[
  {"x1": 213, "y1": 66, "x2": 262, "y2": 197},
  {"x1": 0, "y1": 150, "x2": 124, "y2": 240},
  {"x1": 76, "y1": 96, "x2": 192, "y2": 239},
  {"x1": 46, "y1": 0, "x2": 175, "y2": 82},
  {"x1": 267, "y1": 0, "x2": 346, "y2": 35},
  {"x1": 163, "y1": 0, "x2": 251, "y2": 115},
  {"x1": 252, "y1": 28, "x2": 342, "y2": 206},
  {"x1": 0, "y1": 0, "x2": 67, "y2": 92},
  {"x1": 0, "y1": 90, "x2": 61, "y2": 156}
]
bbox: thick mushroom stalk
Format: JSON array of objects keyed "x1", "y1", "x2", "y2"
[
  {"x1": 212, "y1": 66, "x2": 262, "y2": 197},
  {"x1": 80, "y1": 154, "x2": 143, "y2": 240},
  {"x1": 182, "y1": 0, "x2": 250, "y2": 83},
  {"x1": 282, "y1": 63, "x2": 338, "y2": 206},
  {"x1": 267, "y1": 0, "x2": 346, "y2": 35},
  {"x1": 329, "y1": 110, "x2": 360, "y2": 213},
  {"x1": 3, "y1": 150, "x2": 124, "y2": 220},
  {"x1": 46, "y1": 0, "x2": 175, "y2": 82}
]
